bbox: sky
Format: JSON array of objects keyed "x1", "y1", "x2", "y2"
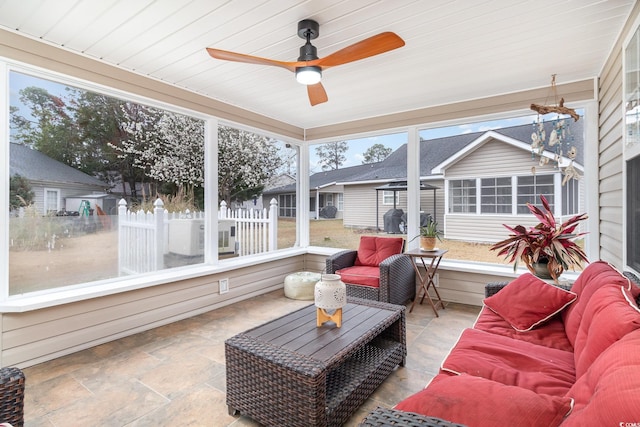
[{"x1": 307, "y1": 115, "x2": 541, "y2": 173}]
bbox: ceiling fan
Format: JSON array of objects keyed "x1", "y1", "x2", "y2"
[{"x1": 206, "y1": 19, "x2": 405, "y2": 106}]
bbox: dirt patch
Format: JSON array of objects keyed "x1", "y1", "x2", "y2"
[{"x1": 10, "y1": 218, "x2": 509, "y2": 295}]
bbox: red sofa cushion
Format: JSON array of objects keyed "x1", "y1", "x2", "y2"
[
  {"x1": 473, "y1": 306, "x2": 573, "y2": 352},
  {"x1": 395, "y1": 373, "x2": 574, "y2": 427},
  {"x1": 354, "y1": 236, "x2": 404, "y2": 267},
  {"x1": 561, "y1": 261, "x2": 633, "y2": 347},
  {"x1": 336, "y1": 265, "x2": 380, "y2": 288},
  {"x1": 563, "y1": 329, "x2": 640, "y2": 426},
  {"x1": 484, "y1": 273, "x2": 577, "y2": 332},
  {"x1": 441, "y1": 328, "x2": 575, "y2": 395},
  {"x1": 573, "y1": 285, "x2": 640, "y2": 378}
]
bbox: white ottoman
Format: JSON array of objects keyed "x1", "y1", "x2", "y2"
[{"x1": 284, "y1": 272, "x2": 322, "y2": 300}]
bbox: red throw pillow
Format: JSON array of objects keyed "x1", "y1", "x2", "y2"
[
  {"x1": 395, "y1": 374, "x2": 574, "y2": 427},
  {"x1": 484, "y1": 273, "x2": 577, "y2": 332},
  {"x1": 354, "y1": 236, "x2": 404, "y2": 267}
]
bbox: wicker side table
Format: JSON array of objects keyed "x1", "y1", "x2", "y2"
[{"x1": 225, "y1": 298, "x2": 406, "y2": 427}]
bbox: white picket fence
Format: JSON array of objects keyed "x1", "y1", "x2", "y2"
[{"x1": 118, "y1": 198, "x2": 278, "y2": 275}]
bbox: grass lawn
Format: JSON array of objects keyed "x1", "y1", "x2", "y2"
[{"x1": 277, "y1": 218, "x2": 510, "y2": 264}]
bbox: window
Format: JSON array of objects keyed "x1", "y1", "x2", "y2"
[
  {"x1": 449, "y1": 179, "x2": 476, "y2": 213},
  {"x1": 8, "y1": 70, "x2": 207, "y2": 295},
  {"x1": 325, "y1": 194, "x2": 334, "y2": 206},
  {"x1": 481, "y1": 177, "x2": 512, "y2": 214},
  {"x1": 383, "y1": 190, "x2": 399, "y2": 205},
  {"x1": 561, "y1": 178, "x2": 580, "y2": 216},
  {"x1": 517, "y1": 175, "x2": 554, "y2": 214},
  {"x1": 279, "y1": 194, "x2": 296, "y2": 217},
  {"x1": 625, "y1": 23, "x2": 640, "y2": 273},
  {"x1": 44, "y1": 188, "x2": 60, "y2": 215},
  {"x1": 627, "y1": 156, "x2": 640, "y2": 272},
  {"x1": 337, "y1": 193, "x2": 344, "y2": 211}
]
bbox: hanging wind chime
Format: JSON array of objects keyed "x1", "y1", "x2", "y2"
[{"x1": 530, "y1": 75, "x2": 580, "y2": 185}]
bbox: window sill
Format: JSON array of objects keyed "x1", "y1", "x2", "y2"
[{"x1": 1, "y1": 247, "x2": 308, "y2": 313}]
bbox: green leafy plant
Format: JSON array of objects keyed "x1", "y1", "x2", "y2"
[
  {"x1": 409, "y1": 217, "x2": 443, "y2": 242},
  {"x1": 490, "y1": 195, "x2": 588, "y2": 282}
]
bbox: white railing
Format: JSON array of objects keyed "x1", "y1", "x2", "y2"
[
  {"x1": 218, "y1": 199, "x2": 278, "y2": 256},
  {"x1": 118, "y1": 198, "x2": 278, "y2": 275}
]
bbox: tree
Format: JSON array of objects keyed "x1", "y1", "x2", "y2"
[
  {"x1": 9, "y1": 174, "x2": 34, "y2": 210},
  {"x1": 362, "y1": 143, "x2": 392, "y2": 164},
  {"x1": 218, "y1": 126, "x2": 282, "y2": 204},
  {"x1": 10, "y1": 87, "x2": 78, "y2": 167},
  {"x1": 114, "y1": 106, "x2": 204, "y2": 203},
  {"x1": 315, "y1": 141, "x2": 348, "y2": 170}
]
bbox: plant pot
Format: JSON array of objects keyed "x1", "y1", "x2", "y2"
[
  {"x1": 530, "y1": 259, "x2": 563, "y2": 281},
  {"x1": 420, "y1": 236, "x2": 437, "y2": 251}
]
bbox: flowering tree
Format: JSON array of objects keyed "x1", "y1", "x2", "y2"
[{"x1": 218, "y1": 126, "x2": 282, "y2": 204}]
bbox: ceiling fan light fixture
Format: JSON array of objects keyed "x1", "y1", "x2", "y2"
[{"x1": 296, "y1": 66, "x2": 322, "y2": 85}]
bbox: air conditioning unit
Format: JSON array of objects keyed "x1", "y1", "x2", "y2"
[
  {"x1": 218, "y1": 219, "x2": 237, "y2": 254},
  {"x1": 168, "y1": 219, "x2": 204, "y2": 256}
]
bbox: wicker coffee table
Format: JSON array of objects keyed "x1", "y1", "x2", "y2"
[{"x1": 225, "y1": 298, "x2": 406, "y2": 427}]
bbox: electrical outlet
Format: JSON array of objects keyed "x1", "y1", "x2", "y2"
[
  {"x1": 433, "y1": 273, "x2": 439, "y2": 288},
  {"x1": 219, "y1": 278, "x2": 229, "y2": 294}
]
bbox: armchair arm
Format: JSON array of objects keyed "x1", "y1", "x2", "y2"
[
  {"x1": 359, "y1": 406, "x2": 467, "y2": 427},
  {"x1": 379, "y1": 254, "x2": 416, "y2": 305},
  {"x1": 325, "y1": 250, "x2": 357, "y2": 274},
  {"x1": 623, "y1": 271, "x2": 640, "y2": 306}
]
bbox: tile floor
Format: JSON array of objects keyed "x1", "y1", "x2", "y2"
[{"x1": 22, "y1": 290, "x2": 481, "y2": 426}]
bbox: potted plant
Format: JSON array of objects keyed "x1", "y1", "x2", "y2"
[
  {"x1": 414, "y1": 217, "x2": 443, "y2": 251},
  {"x1": 490, "y1": 195, "x2": 588, "y2": 282}
]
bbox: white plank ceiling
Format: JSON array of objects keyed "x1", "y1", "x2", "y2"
[{"x1": 0, "y1": 0, "x2": 635, "y2": 130}]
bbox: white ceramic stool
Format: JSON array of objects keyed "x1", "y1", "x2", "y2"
[{"x1": 284, "y1": 272, "x2": 322, "y2": 300}]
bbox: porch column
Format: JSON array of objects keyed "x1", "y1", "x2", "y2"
[{"x1": 407, "y1": 126, "x2": 421, "y2": 250}]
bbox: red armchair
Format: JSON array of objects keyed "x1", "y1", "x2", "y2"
[{"x1": 325, "y1": 236, "x2": 416, "y2": 305}]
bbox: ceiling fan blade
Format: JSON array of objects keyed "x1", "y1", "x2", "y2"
[
  {"x1": 307, "y1": 82, "x2": 328, "y2": 106},
  {"x1": 206, "y1": 48, "x2": 297, "y2": 72},
  {"x1": 316, "y1": 32, "x2": 405, "y2": 68}
]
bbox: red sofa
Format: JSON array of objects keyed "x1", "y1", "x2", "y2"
[{"x1": 360, "y1": 261, "x2": 640, "y2": 427}]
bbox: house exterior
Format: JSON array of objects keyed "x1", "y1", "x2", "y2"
[
  {"x1": 9, "y1": 143, "x2": 111, "y2": 215},
  {"x1": 266, "y1": 121, "x2": 584, "y2": 243}
]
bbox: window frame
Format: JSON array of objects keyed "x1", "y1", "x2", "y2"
[
  {"x1": 382, "y1": 190, "x2": 399, "y2": 206},
  {"x1": 480, "y1": 177, "x2": 512, "y2": 214},
  {"x1": 516, "y1": 174, "x2": 555, "y2": 214},
  {"x1": 448, "y1": 179, "x2": 477, "y2": 213},
  {"x1": 624, "y1": 20, "x2": 640, "y2": 274}
]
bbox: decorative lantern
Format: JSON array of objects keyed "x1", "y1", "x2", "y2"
[{"x1": 314, "y1": 274, "x2": 347, "y2": 327}]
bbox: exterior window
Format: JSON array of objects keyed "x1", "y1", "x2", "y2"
[
  {"x1": 517, "y1": 175, "x2": 554, "y2": 214},
  {"x1": 480, "y1": 177, "x2": 512, "y2": 214},
  {"x1": 562, "y1": 178, "x2": 580, "y2": 215},
  {"x1": 325, "y1": 193, "x2": 334, "y2": 206},
  {"x1": 44, "y1": 189, "x2": 60, "y2": 215},
  {"x1": 449, "y1": 179, "x2": 476, "y2": 213},
  {"x1": 382, "y1": 190, "x2": 399, "y2": 205},
  {"x1": 278, "y1": 194, "x2": 296, "y2": 217},
  {"x1": 337, "y1": 193, "x2": 344, "y2": 211},
  {"x1": 627, "y1": 156, "x2": 640, "y2": 272}
]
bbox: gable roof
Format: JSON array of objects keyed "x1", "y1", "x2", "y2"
[
  {"x1": 10, "y1": 143, "x2": 109, "y2": 189},
  {"x1": 264, "y1": 120, "x2": 585, "y2": 194}
]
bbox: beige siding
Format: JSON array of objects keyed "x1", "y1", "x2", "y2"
[
  {"x1": 446, "y1": 139, "x2": 557, "y2": 178},
  {"x1": 596, "y1": 3, "x2": 640, "y2": 268},
  {"x1": 343, "y1": 182, "x2": 444, "y2": 231},
  {"x1": 419, "y1": 183, "x2": 445, "y2": 227},
  {"x1": 343, "y1": 184, "x2": 379, "y2": 228},
  {"x1": 1, "y1": 256, "x2": 305, "y2": 367}
]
